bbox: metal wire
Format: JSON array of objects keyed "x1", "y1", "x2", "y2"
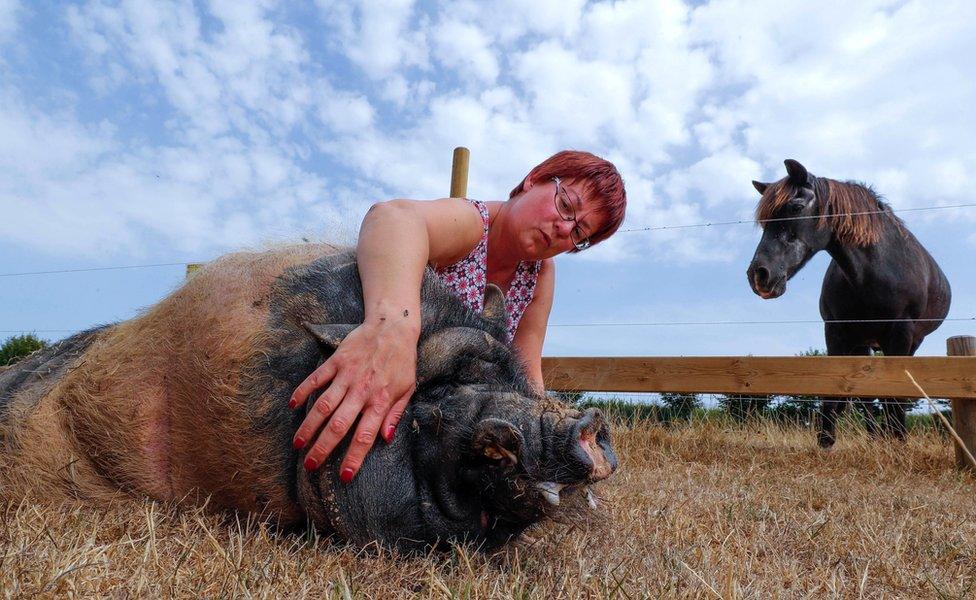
[
  {"x1": 5, "y1": 314, "x2": 974, "y2": 336},
  {"x1": 549, "y1": 316, "x2": 975, "y2": 328},
  {"x1": 0, "y1": 262, "x2": 194, "y2": 278},
  {"x1": 618, "y1": 202, "x2": 976, "y2": 233},
  {"x1": 2, "y1": 203, "x2": 974, "y2": 278},
  {"x1": 566, "y1": 391, "x2": 939, "y2": 410}
]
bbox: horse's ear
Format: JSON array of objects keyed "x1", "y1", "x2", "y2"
[
  {"x1": 784, "y1": 159, "x2": 810, "y2": 187},
  {"x1": 752, "y1": 180, "x2": 768, "y2": 194}
]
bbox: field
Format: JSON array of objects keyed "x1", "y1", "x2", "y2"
[{"x1": 2, "y1": 420, "x2": 974, "y2": 599}]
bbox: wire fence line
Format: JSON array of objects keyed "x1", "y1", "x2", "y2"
[
  {"x1": 618, "y1": 201, "x2": 976, "y2": 233},
  {"x1": 567, "y1": 391, "x2": 941, "y2": 411},
  {"x1": 4, "y1": 315, "x2": 975, "y2": 336},
  {"x1": 0, "y1": 262, "x2": 193, "y2": 278},
  {"x1": 3, "y1": 202, "x2": 975, "y2": 279},
  {"x1": 549, "y1": 316, "x2": 976, "y2": 327}
]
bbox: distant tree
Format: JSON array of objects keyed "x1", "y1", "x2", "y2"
[
  {"x1": 659, "y1": 392, "x2": 701, "y2": 423},
  {"x1": 0, "y1": 334, "x2": 48, "y2": 367},
  {"x1": 718, "y1": 394, "x2": 772, "y2": 422},
  {"x1": 770, "y1": 348, "x2": 825, "y2": 425}
]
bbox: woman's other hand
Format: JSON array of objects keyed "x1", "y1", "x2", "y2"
[{"x1": 289, "y1": 316, "x2": 418, "y2": 482}]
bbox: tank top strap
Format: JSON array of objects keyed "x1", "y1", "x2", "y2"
[
  {"x1": 433, "y1": 199, "x2": 489, "y2": 313},
  {"x1": 504, "y1": 259, "x2": 543, "y2": 341},
  {"x1": 433, "y1": 199, "x2": 541, "y2": 342}
]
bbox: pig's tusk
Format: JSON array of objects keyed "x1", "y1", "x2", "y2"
[
  {"x1": 535, "y1": 482, "x2": 564, "y2": 506},
  {"x1": 586, "y1": 487, "x2": 598, "y2": 509}
]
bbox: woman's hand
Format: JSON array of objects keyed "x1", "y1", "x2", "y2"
[{"x1": 289, "y1": 318, "x2": 418, "y2": 482}]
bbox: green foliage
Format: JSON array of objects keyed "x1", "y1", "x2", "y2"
[
  {"x1": 0, "y1": 334, "x2": 48, "y2": 366},
  {"x1": 769, "y1": 347, "x2": 827, "y2": 424},
  {"x1": 579, "y1": 399, "x2": 663, "y2": 424},
  {"x1": 659, "y1": 392, "x2": 701, "y2": 423},
  {"x1": 718, "y1": 394, "x2": 773, "y2": 422}
]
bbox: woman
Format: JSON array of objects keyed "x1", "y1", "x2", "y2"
[{"x1": 289, "y1": 150, "x2": 626, "y2": 482}]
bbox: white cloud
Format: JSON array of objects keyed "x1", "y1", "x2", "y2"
[
  {"x1": 315, "y1": 0, "x2": 428, "y2": 79},
  {"x1": 68, "y1": 0, "x2": 314, "y2": 138},
  {"x1": 3, "y1": 0, "x2": 975, "y2": 269},
  {"x1": 0, "y1": 88, "x2": 354, "y2": 258},
  {"x1": 432, "y1": 18, "x2": 498, "y2": 84},
  {"x1": 691, "y1": 0, "x2": 976, "y2": 213},
  {"x1": 0, "y1": 0, "x2": 20, "y2": 44}
]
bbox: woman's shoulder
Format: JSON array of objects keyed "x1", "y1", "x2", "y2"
[{"x1": 387, "y1": 198, "x2": 485, "y2": 267}]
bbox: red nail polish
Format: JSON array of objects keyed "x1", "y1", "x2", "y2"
[
  {"x1": 293, "y1": 437, "x2": 306, "y2": 450},
  {"x1": 288, "y1": 398, "x2": 298, "y2": 409},
  {"x1": 339, "y1": 467, "x2": 354, "y2": 484},
  {"x1": 304, "y1": 456, "x2": 317, "y2": 471},
  {"x1": 384, "y1": 425, "x2": 396, "y2": 443}
]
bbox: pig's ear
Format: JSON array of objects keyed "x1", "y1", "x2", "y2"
[
  {"x1": 482, "y1": 284, "x2": 507, "y2": 329},
  {"x1": 417, "y1": 326, "x2": 509, "y2": 385},
  {"x1": 471, "y1": 418, "x2": 522, "y2": 470},
  {"x1": 301, "y1": 322, "x2": 357, "y2": 351}
]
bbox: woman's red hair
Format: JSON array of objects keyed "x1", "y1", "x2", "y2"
[{"x1": 510, "y1": 150, "x2": 626, "y2": 250}]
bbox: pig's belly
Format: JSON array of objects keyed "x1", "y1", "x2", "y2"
[{"x1": 128, "y1": 381, "x2": 303, "y2": 525}]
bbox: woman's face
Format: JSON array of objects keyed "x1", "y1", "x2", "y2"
[{"x1": 508, "y1": 175, "x2": 609, "y2": 260}]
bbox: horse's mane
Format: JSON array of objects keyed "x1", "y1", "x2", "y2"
[{"x1": 755, "y1": 177, "x2": 903, "y2": 247}]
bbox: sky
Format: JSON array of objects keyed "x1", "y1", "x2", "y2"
[{"x1": 1, "y1": 0, "x2": 974, "y2": 359}]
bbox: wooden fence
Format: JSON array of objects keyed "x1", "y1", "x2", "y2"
[{"x1": 543, "y1": 335, "x2": 976, "y2": 470}]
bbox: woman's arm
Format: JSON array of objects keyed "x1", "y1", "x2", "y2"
[
  {"x1": 290, "y1": 198, "x2": 484, "y2": 480},
  {"x1": 511, "y1": 258, "x2": 555, "y2": 393}
]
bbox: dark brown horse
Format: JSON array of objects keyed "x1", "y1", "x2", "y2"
[{"x1": 747, "y1": 159, "x2": 951, "y2": 447}]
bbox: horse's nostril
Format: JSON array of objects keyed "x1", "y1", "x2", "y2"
[{"x1": 754, "y1": 266, "x2": 770, "y2": 287}]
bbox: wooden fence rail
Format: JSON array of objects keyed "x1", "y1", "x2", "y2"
[
  {"x1": 543, "y1": 336, "x2": 976, "y2": 471},
  {"x1": 542, "y1": 355, "x2": 976, "y2": 399}
]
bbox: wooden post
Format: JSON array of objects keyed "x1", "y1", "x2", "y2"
[
  {"x1": 450, "y1": 147, "x2": 470, "y2": 198},
  {"x1": 947, "y1": 335, "x2": 976, "y2": 471}
]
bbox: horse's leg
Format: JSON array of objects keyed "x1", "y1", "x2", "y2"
[
  {"x1": 820, "y1": 328, "x2": 851, "y2": 448},
  {"x1": 880, "y1": 324, "x2": 916, "y2": 442},
  {"x1": 850, "y1": 346, "x2": 879, "y2": 437}
]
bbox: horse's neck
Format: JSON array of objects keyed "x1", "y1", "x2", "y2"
[{"x1": 824, "y1": 220, "x2": 902, "y2": 287}]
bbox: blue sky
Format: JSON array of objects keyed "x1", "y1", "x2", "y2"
[{"x1": 1, "y1": 0, "x2": 974, "y2": 358}]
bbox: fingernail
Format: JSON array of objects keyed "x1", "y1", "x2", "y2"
[
  {"x1": 303, "y1": 456, "x2": 317, "y2": 471},
  {"x1": 383, "y1": 425, "x2": 396, "y2": 443},
  {"x1": 288, "y1": 398, "x2": 298, "y2": 410},
  {"x1": 293, "y1": 437, "x2": 306, "y2": 450},
  {"x1": 339, "y1": 467, "x2": 354, "y2": 484}
]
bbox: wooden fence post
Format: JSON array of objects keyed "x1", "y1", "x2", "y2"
[
  {"x1": 947, "y1": 335, "x2": 976, "y2": 471},
  {"x1": 450, "y1": 147, "x2": 470, "y2": 198}
]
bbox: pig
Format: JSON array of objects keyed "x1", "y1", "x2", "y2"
[{"x1": 0, "y1": 244, "x2": 616, "y2": 551}]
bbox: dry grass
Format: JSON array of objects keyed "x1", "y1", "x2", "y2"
[{"x1": 2, "y1": 421, "x2": 974, "y2": 599}]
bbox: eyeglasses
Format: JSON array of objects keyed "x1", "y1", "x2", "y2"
[{"x1": 552, "y1": 177, "x2": 591, "y2": 250}]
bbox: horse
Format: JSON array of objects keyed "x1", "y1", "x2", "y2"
[{"x1": 746, "y1": 159, "x2": 951, "y2": 447}]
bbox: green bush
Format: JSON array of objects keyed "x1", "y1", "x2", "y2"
[
  {"x1": 718, "y1": 394, "x2": 773, "y2": 422},
  {"x1": 0, "y1": 334, "x2": 48, "y2": 366},
  {"x1": 579, "y1": 399, "x2": 662, "y2": 424},
  {"x1": 659, "y1": 392, "x2": 701, "y2": 423}
]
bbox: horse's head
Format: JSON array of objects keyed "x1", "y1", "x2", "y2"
[{"x1": 747, "y1": 159, "x2": 831, "y2": 299}]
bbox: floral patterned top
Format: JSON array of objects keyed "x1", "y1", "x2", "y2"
[{"x1": 434, "y1": 200, "x2": 542, "y2": 342}]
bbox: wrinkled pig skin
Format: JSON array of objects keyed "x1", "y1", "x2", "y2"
[{"x1": 0, "y1": 245, "x2": 617, "y2": 551}]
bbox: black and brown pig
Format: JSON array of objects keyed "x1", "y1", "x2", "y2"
[{"x1": 0, "y1": 245, "x2": 616, "y2": 551}]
